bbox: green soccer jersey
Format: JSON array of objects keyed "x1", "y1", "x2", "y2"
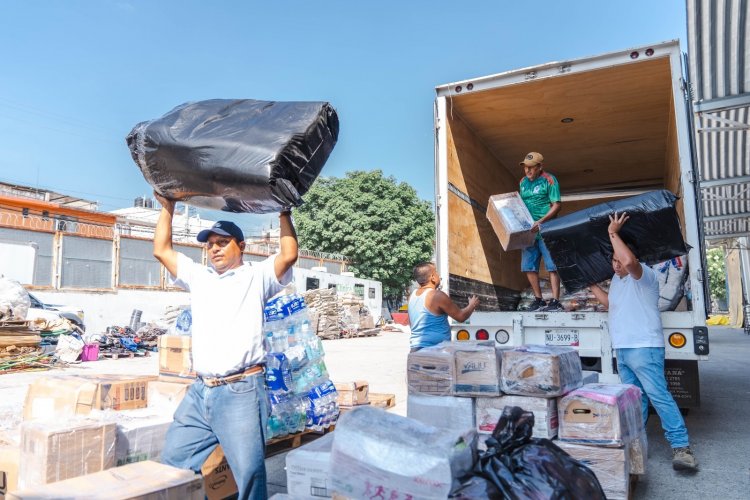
[{"x1": 519, "y1": 172, "x2": 561, "y2": 221}]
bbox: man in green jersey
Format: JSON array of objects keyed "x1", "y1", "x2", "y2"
[{"x1": 518, "y1": 152, "x2": 563, "y2": 311}]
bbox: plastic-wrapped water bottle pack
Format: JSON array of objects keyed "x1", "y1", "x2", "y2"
[{"x1": 263, "y1": 293, "x2": 339, "y2": 439}]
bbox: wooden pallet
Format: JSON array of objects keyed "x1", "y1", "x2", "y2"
[
  {"x1": 628, "y1": 473, "x2": 639, "y2": 500},
  {"x1": 265, "y1": 427, "x2": 333, "y2": 457},
  {"x1": 354, "y1": 328, "x2": 381, "y2": 337},
  {"x1": 369, "y1": 392, "x2": 396, "y2": 409},
  {"x1": 340, "y1": 392, "x2": 396, "y2": 413},
  {"x1": 99, "y1": 350, "x2": 149, "y2": 360}
]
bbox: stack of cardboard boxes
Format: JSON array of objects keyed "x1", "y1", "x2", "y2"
[
  {"x1": 557, "y1": 384, "x2": 648, "y2": 499},
  {"x1": 0, "y1": 333, "x2": 240, "y2": 500},
  {"x1": 281, "y1": 341, "x2": 647, "y2": 499}
]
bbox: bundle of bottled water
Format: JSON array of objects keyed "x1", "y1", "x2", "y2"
[
  {"x1": 171, "y1": 306, "x2": 192, "y2": 336},
  {"x1": 263, "y1": 293, "x2": 339, "y2": 439}
]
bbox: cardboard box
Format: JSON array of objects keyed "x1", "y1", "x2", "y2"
[
  {"x1": 158, "y1": 335, "x2": 196, "y2": 379},
  {"x1": 148, "y1": 380, "x2": 190, "y2": 409},
  {"x1": 285, "y1": 433, "x2": 334, "y2": 499},
  {"x1": 555, "y1": 441, "x2": 630, "y2": 500},
  {"x1": 23, "y1": 375, "x2": 153, "y2": 420},
  {"x1": 92, "y1": 375, "x2": 152, "y2": 412},
  {"x1": 23, "y1": 376, "x2": 96, "y2": 420},
  {"x1": 23, "y1": 375, "x2": 155, "y2": 420},
  {"x1": 476, "y1": 395, "x2": 558, "y2": 439},
  {"x1": 629, "y1": 431, "x2": 647, "y2": 475},
  {"x1": 334, "y1": 381, "x2": 369, "y2": 407},
  {"x1": 0, "y1": 445, "x2": 19, "y2": 500},
  {"x1": 157, "y1": 373, "x2": 196, "y2": 384},
  {"x1": 558, "y1": 383, "x2": 642, "y2": 446},
  {"x1": 407, "y1": 344, "x2": 455, "y2": 396},
  {"x1": 453, "y1": 343, "x2": 502, "y2": 396},
  {"x1": 330, "y1": 406, "x2": 476, "y2": 500},
  {"x1": 486, "y1": 192, "x2": 536, "y2": 251},
  {"x1": 201, "y1": 446, "x2": 238, "y2": 500},
  {"x1": 500, "y1": 345, "x2": 582, "y2": 397},
  {"x1": 7, "y1": 460, "x2": 203, "y2": 500},
  {"x1": 18, "y1": 419, "x2": 116, "y2": 488},
  {"x1": 407, "y1": 394, "x2": 475, "y2": 432},
  {"x1": 114, "y1": 410, "x2": 173, "y2": 466}
]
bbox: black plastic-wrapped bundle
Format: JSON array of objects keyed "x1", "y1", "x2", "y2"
[
  {"x1": 126, "y1": 99, "x2": 339, "y2": 213},
  {"x1": 540, "y1": 190, "x2": 688, "y2": 291},
  {"x1": 468, "y1": 406, "x2": 606, "y2": 500}
]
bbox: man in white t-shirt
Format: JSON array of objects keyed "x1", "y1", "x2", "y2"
[
  {"x1": 153, "y1": 193, "x2": 298, "y2": 499},
  {"x1": 589, "y1": 212, "x2": 697, "y2": 472}
]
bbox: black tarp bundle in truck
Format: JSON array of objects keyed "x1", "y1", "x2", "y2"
[
  {"x1": 540, "y1": 190, "x2": 688, "y2": 291},
  {"x1": 126, "y1": 99, "x2": 339, "y2": 213}
]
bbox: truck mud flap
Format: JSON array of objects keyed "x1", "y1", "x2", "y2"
[{"x1": 664, "y1": 359, "x2": 700, "y2": 408}]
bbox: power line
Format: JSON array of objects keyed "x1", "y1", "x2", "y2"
[{"x1": 0, "y1": 97, "x2": 122, "y2": 136}]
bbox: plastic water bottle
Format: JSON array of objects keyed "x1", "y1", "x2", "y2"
[
  {"x1": 263, "y1": 301, "x2": 285, "y2": 352},
  {"x1": 272, "y1": 322, "x2": 289, "y2": 353},
  {"x1": 316, "y1": 381, "x2": 339, "y2": 429},
  {"x1": 266, "y1": 393, "x2": 287, "y2": 438},
  {"x1": 265, "y1": 353, "x2": 292, "y2": 396},
  {"x1": 304, "y1": 335, "x2": 324, "y2": 362},
  {"x1": 285, "y1": 343, "x2": 309, "y2": 372},
  {"x1": 174, "y1": 308, "x2": 192, "y2": 335},
  {"x1": 280, "y1": 396, "x2": 300, "y2": 435},
  {"x1": 293, "y1": 395, "x2": 308, "y2": 432},
  {"x1": 307, "y1": 390, "x2": 323, "y2": 431}
]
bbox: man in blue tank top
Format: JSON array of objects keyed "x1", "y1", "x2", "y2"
[{"x1": 408, "y1": 262, "x2": 479, "y2": 351}]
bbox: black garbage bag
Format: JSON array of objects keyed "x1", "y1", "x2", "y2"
[
  {"x1": 540, "y1": 189, "x2": 688, "y2": 291},
  {"x1": 126, "y1": 99, "x2": 339, "y2": 213},
  {"x1": 470, "y1": 406, "x2": 606, "y2": 500}
]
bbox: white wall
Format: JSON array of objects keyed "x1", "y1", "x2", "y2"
[
  {"x1": 33, "y1": 268, "x2": 385, "y2": 334},
  {"x1": 34, "y1": 289, "x2": 190, "y2": 334}
]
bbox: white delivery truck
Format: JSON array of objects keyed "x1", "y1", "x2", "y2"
[{"x1": 433, "y1": 40, "x2": 708, "y2": 407}]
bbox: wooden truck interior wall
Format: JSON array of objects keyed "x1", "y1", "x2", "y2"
[
  {"x1": 446, "y1": 55, "x2": 687, "y2": 305},
  {"x1": 446, "y1": 111, "x2": 527, "y2": 292}
]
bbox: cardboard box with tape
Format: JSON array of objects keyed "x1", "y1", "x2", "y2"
[
  {"x1": 23, "y1": 375, "x2": 154, "y2": 420},
  {"x1": 486, "y1": 192, "x2": 536, "y2": 251},
  {"x1": 6, "y1": 460, "x2": 203, "y2": 500},
  {"x1": 18, "y1": 419, "x2": 116, "y2": 489},
  {"x1": 201, "y1": 446, "x2": 238, "y2": 500},
  {"x1": 334, "y1": 381, "x2": 369, "y2": 407},
  {"x1": 158, "y1": 335, "x2": 196, "y2": 381}
]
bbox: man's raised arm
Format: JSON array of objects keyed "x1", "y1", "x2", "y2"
[
  {"x1": 153, "y1": 192, "x2": 179, "y2": 277},
  {"x1": 275, "y1": 211, "x2": 299, "y2": 281},
  {"x1": 608, "y1": 212, "x2": 642, "y2": 279}
]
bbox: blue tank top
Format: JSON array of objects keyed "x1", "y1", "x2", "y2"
[{"x1": 408, "y1": 289, "x2": 450, "y2": 349}]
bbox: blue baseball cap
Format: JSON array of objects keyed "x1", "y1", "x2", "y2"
[{"x1": 197, "y1": 221, "x2": 245, "y2": 243}]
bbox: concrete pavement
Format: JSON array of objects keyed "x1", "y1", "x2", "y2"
[
  {"x1": 269, "y1": 327, "x2": 750, "y2": 499},
  {"x1": 1, "y1": 327, "x2": 747, "y2": 498},
  {"x1": 633, "y1": 327, "x2": 750, "y2": 499}
]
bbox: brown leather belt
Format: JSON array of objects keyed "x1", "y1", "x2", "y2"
[{"x1": 200, "y1": 365, "x2": 264, "y2": 387}]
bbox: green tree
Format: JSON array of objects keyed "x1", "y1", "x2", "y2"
[
  {"x1": 706, "y1": 247, "x2": 727, "y2": 301},
  {"x1": 295, "y1": 170, "x2": 435, "y2": 304}
]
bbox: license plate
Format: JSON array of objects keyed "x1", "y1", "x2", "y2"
[{"x1": 544, "y1": 329, "x2": 579, "y2": 346}]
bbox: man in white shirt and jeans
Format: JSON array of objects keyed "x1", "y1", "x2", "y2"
[
  {"x1": 153, "y1": 193, "x2": 298, "y2": 499},
  {"x1": 589, "y1": 212, "x2": 698, "y2": 471}
]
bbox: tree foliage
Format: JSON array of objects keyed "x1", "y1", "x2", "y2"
[
  {"x1": 295, "y1": 170, "x2": 435, "y2": 302},
  {"x1": 706, "y1": 247, "x2": 727, "y2": 301}
]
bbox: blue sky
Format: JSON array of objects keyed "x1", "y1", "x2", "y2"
[{"x1": 0, "y1": 0, "x2": 687, "y2": 237}]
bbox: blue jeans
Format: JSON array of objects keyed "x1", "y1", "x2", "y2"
[
  {"x1": 616, "y1": 347, "x2": 689, "y2": 448},
  {"x1": 162, "y1": 374, "x2": 269, "y2": 500},
  {"x1": 521, "y1": 237, "x2": 557, "y2": 272}
]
